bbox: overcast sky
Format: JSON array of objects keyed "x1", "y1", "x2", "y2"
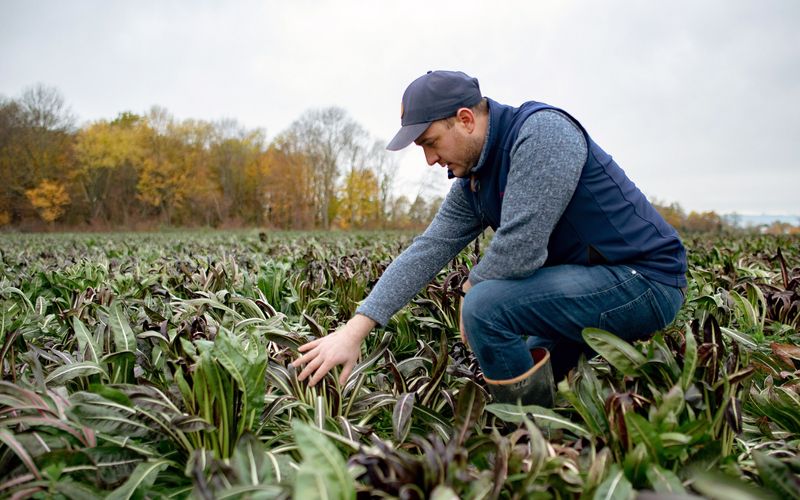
[{"x1": 2, "y1": 0, "x2": 798, "y2": 215}]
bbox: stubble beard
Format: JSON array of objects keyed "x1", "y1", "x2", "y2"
[{"x1": 461, "y1": 135, "x2": 484, "y2": 177}]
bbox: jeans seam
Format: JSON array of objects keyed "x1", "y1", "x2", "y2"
[
  {"x1": 495, "y1": 344, "x2": 515, "y2": 380},
  {"x1": 650, "y1": 280, "x2": 684, "y2": 326},
  {"x1": 648, "y1": 283, "x2": 670, "y2": 329}
]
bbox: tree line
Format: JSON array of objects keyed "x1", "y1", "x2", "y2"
[
  {"x1": 649, "y1": 200, "x2": 800, "y2": 235},
  {"x1": 4, "y1": 84, "x2": 795, "y2": 235},
  {"x1": 0, "y1": 84, "x2": 442, "y2": 230}
]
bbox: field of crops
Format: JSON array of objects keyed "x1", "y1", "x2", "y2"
[{"x1": 0, "y1": 230, "x2": 798, "y2": 499}]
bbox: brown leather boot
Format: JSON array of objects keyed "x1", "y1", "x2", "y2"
[{"x1": 484, "y1": 348, "x2": 555, "y2": 408}]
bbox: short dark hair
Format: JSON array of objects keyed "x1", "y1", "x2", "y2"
[
  {"x1": 472, "y1": 98, "x2": 489, "y2": 116},
  {"x1": 443, "y1": 98, "x2": 488, "y2": 128}
]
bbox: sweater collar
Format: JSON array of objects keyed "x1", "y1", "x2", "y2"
[{"x1": 468, "y1": 98, "x2": 504, "y2": 176}]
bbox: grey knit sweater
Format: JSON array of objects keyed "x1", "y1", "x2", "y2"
[{"x1": 356, "y1": 109, "x2": 588, "y2": 326}]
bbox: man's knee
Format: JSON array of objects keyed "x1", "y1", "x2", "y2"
[{"x1": 461, "y1": 280, "x2": 503, "y2": 328}]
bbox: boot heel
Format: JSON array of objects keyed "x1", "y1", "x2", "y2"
[{"x1": 484, "y1": 348, "x2": 555, "y2": 407}]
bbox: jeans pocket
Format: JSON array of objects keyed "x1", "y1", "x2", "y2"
[{"x1": 599, "y1": 288, "x2": 666, "y2": 341}]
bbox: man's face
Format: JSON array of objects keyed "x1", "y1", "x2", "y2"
[{"x1": 414, "y1": 117, "x2": 483, "y2": 179}]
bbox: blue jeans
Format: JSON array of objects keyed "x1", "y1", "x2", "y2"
[{"x1": 461, "y1": 265, "x2": 684, "y2": 380}]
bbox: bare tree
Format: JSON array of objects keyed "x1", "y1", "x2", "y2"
[
  {"x1": 19, "y1": 84, "x2": 75, "y2": 132},
  {"x1": 285, "y1": 107, "x2": 366, "y2": 229}
]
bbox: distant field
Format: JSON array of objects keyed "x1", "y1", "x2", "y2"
[
  {"x1": 0, "y1": 230, "x2": 798, "y2": 497},
  {"x1": 724, "y1": 213, "x2": 800, "y2": 227}
]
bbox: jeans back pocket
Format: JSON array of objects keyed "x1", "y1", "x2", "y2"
[{"x1": 599, "y1": 288, "x2": 666, "y2": 341}]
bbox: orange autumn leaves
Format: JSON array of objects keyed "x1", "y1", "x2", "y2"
[{"x1": 2, "y1": 85, "x2": 436, "y2": 230}]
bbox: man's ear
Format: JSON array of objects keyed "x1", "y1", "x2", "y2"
[{"x1": 455, "y1": 107, "x2": 476, "y2": 132}]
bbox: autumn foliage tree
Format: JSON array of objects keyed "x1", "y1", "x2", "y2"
[
  {"x1": 337, "y1": 167, "x2": 380, "y2": 229},
  {"x1": 205, "y1": 120, "x2": 267, "y2": 224},
  {"x1": 1, "y1": 84, "x2": 453, "y2": 230},
  {"x1": 25, "y1": 179, "x2": 70, "y2": 223},
  {"x1": 0, "y1": 84, "x2": 75, "y2": 225},
  {"x1": 11, "y1": 83, "x2": 794, "y2": 234},
  {"x1": 684, "y1": 210, "x2": 726, "y2": 233},
  {"x1": 261, "y1": 134, "x2": 317, "y2": 229},
  {"x1": 73, "y1": 113, "x2": 147, "y2": 224},
  {"x1": 650, "y1": 199, "x2": 685, "y2": 230},
  {"x1": 135, "y1": 108, "x2": 205, "y2": 225},
  {"x1": 651, "y1": 199, "x2": 739, "y2": 234}
]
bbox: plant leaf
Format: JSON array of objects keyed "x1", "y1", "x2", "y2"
[
  {"x1": 171, "y1": 414, "x2": 214, "y2": 432},
  {"x1": 558, "y1": 361, "x2": 609, "y2": 436},
  {"x1": 215, "y1": 484, "x2": 285, "y2": 499},
  {"x1": 430, "y1": 485, "x2": 460, "y2": 500},
  {"x1": 593, "y1": 465, "x2": 633, "y2": 500},
  {"x1": 485, "y1": 403, "x2": 590, "y2": 437},
  {"x1": 753, "y1": 451, "x2": 800, "y2": 500},
  {"x1": 392, "y1": 392, "x2": 415, "y2": 443},
  {"x1": 84, "y1": 446, "x2": 144, "y2": 486},
  {"x1": 345, "y1": 331, "x2": 393, "y2": 394},
  {"x1": 292, "y1": 420, "x2": 354, "y2": 500},
  {"x1": 419, "y1": 332, "x2": 448, "y2": 406},
  {"x1": 582, "y1": 328, "x2": 646, "y2": 376},
  {"x1": 624, "y1": 412, "x2": 663, "y2": 460},
  {"x1": 720, "y1": 327, "x2": 757, "y2": 349},
  {"x1": 230, "y1": 432, "x2": 266, "y2": 486},
  {"x1": 45, "y1": 361, "x2": 107, "y2": 385},
  {"x1": 681, "y1": 324, "x2": 698, "y2": 391},
  {"x1": 106, "y1": 459, "x2": 170, "y2": 500},
  {"x1": 646, "y1": 463, "x2": 686, "y2": 494},
  {"x1": 691, "y1": 470, "x2": 778, "y2": 500},
  {"x1": 109, "y1": 302, "x2": 136, "y2": 354},
  {"x1": 453, "y1": 380, "x2": 485, "y2": 445},
  {"x1": 72, "y1": 317, "x2": 100, "y2": 364},
  {"x1": 0, "y1": 428, "x2": 42, "y2": 480}
]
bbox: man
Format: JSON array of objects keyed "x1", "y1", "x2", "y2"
[{"x1": 293, "y1": 70, "x2": 687, "y2": 406}]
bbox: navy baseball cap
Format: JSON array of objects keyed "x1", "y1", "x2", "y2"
[{"x1": 386, "y1": 70, "x2": 482, "y2": 151}]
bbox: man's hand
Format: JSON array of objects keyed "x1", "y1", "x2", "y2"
[
  {"x1": 292, "y1": 314, "x2": 375, "y2": 386},
  {"x1": 459, "y1": 279, "x2": 473, "y2": 347}
]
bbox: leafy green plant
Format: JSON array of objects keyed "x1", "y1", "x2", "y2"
[{"x1": 0, "y1": 230, "x2": 797, "y2": 496}]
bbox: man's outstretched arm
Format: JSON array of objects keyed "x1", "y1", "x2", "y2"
[{"x1": 293, "y1": 182, "x2": 483, "y2": 385}]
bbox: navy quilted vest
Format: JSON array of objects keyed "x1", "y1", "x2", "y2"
[{"x1": 461, "y1": 98, "x2": 687, "y2": 287}]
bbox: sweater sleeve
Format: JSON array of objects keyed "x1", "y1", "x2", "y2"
[
  {"x1": 356, "y1": 182, "x2": 484, "y2": 326},
  {"x1": 468, "y1": 110, "x2": 587, "y2": 284}
]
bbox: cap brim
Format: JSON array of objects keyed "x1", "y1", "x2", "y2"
[{"x1": 386, "y1": 122, "x2": 431, "y2": 151}]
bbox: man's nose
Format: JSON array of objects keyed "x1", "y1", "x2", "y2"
[{"x1": 423, "y1": 147, "x2": 439, "y2": 166}]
